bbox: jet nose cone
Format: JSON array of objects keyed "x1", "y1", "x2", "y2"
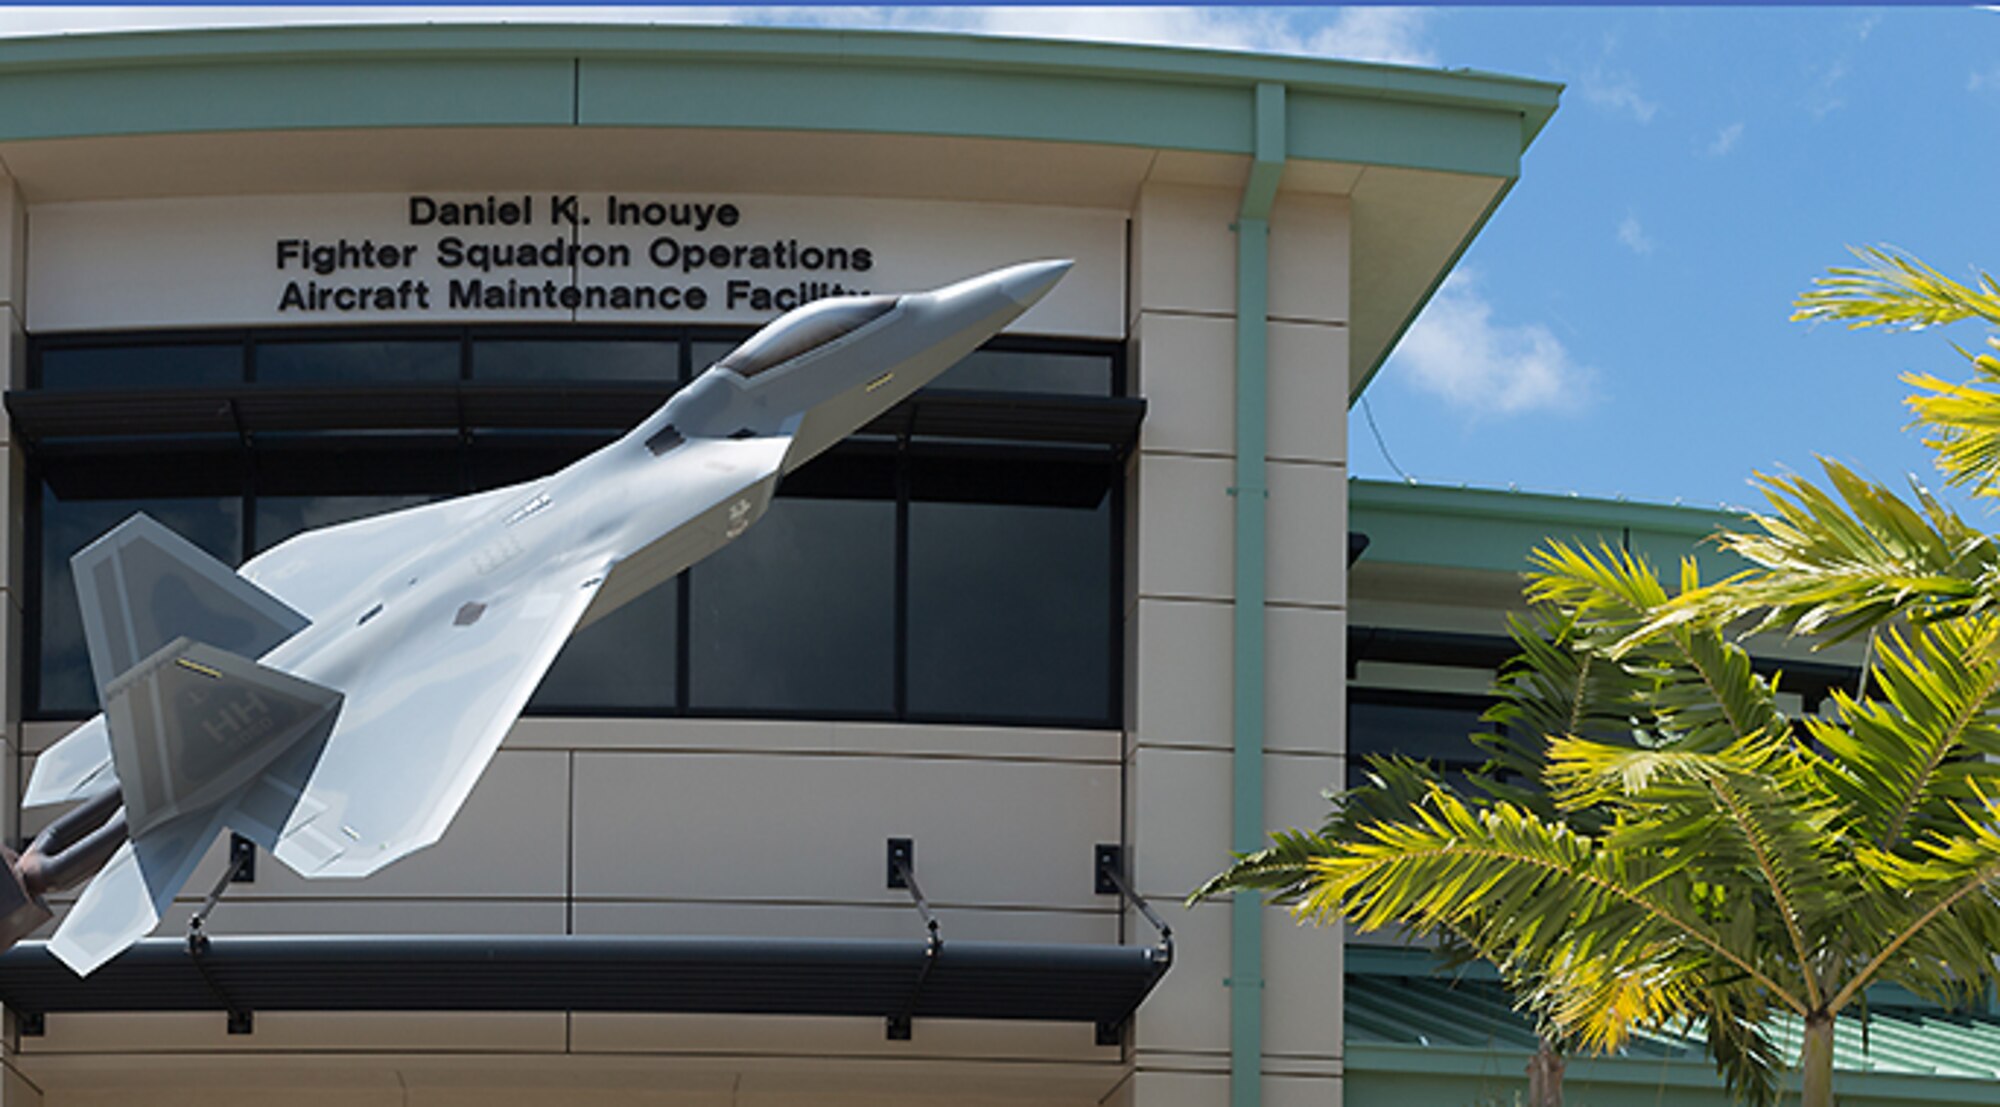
[{"x1": 996, "y1": 259, "x2": 1074, "y2": 309}]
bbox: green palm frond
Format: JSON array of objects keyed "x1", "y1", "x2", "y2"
[
  {"x1": 1810, "y1": 617, "x2": 2000, "y2": 852},
  {"x1": 1531, "y1": 540, "x2": 1788, "y2": 756},
  {"x1": 1469, "y1": 610, "x2": 1652, "y2": 826},
  {"x1": 1792, "y1": 245, "x2": 2000, "y2": 332},
  {"x1": 1656, "y1": 459, "x2": 1996, "y2": 644},
  {"x1": 1839, "y1": 792, "x2": 2000, "y2": 1010},
  {"x1": 1702, "y1": 985, "x2": 1783, "y2": 1107},
  {"x1": 1189, "y1": 755, "x2": 1446, "y2": 905},
  {"x1": 1907, "y1": 363, "x2": 2000, "y2": 497},
  {"x1": 1303, "y1": 788, "x2": 1808, "y2": 1042}
]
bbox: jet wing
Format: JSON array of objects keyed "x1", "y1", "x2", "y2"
[
  {"x1": 269, "y1": 564, "x2": 607, "y2": 878},
  {"x1": 239, "y1": 483, "x2": 525, "y2": 621}
]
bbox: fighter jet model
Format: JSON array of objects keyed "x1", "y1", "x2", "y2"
[{"x1": 1, "y1": 258, "x2": 1073, "y2": 975}]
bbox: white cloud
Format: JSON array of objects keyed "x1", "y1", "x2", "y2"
[
  {"x1": 0, "y1": 5, "x2": 1442, "y2": 67},
  {"x1": 1972, "y1": 67, "x2": 2000, "y2": 92},
  {"x1": 1578, "y1": 67, "x2": 1659, "y2": 124},
  {"x1": 1706, "y1": 121, "x2": 1745, "y2": 156},
  {"x1": 1805, "y1": 58, "x2": 1850, "y2": 120},
  {"x1": 1617, "y1": 214, "x2": 1655, "y2": 256},
  {"x1": 1390, "y1": 271, "x2": 1592, "y2": 417},
  {"x1": 1302, "y1": 8, "x2": 1437, "y2": 67}
]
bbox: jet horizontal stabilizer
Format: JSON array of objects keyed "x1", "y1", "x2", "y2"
[{"x1": 104, "y1": 638, "x2": 343, "y2": 839}]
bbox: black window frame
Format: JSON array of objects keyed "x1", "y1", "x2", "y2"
[
  {"x1": 1344, "y1": 686, "x2": 1499, "y2": 790},
  {"x1": 22, "y1": 324, "x2": 1127, "y2": 731}
]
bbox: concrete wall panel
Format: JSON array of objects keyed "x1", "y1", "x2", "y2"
[
  {"x1": 572, "y1": 753, "x2": 1117, "y2": 910},
  {"x1": 1267, "y1": 603, "x2": 1345, "y2": 757},
  {"x1": 1129, "y1": 598, "x2": 1231, "y2": 751},
  {"x1": 1267, "y1": 460, "x2": 1347, "y2": 609},
  {"x1": 1133, "y1": 312, "x2": 1234, "y2": 458},
  {"x1": 22, "y1": 1010, "x2": 563, "y2": 1056},
  {"x1": 1132, "y1": 184, "x2": 1236, "y2": 319},
  {"x1": 505, "y1": 717, "x2": 1118, "y2": 764},
  {"x1": 1133, "y1": 899, "x2": 1229, "y2": 1056},
  {"x1": 1269, "y1": 192, "x2": 1350, "y2": 326},
  {"x1": 572, "y1": 1011, "x2": 1107, "y2": 1061},
  {"x1": 571, "y1": 900, "x2": 1113, "y2": 944},
  {"x1": 1136, "y1": 453, "x2": 1234, "y2": 602},
  {"x1": 1267, "y1": 320, "x2": 1348, "y2": 466}
]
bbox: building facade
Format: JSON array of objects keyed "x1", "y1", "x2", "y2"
[{"x1": 0, "y1": 23, "x2": 1561, "y2": 1107}]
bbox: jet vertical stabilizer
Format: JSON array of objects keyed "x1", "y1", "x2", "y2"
[{"x1": 40, "y1": 516, "x2": 343, "y2": 974}]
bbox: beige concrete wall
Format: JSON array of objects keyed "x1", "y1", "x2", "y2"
[
  {"x1": 13, "y1": 717, "x2": 1129, "y2": 1103},
  {"x1": 1124, "y1": 180, "x2": 1350, "y2": 1107},
  {"x1": 0, "y1": 167, "x2": 33, "y2": 1107},
  {"x1": 3, "y1": 151, "x2": 1361, "y2": 1105}
]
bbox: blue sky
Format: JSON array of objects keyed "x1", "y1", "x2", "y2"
[
  {"x1": 1356, "y1": 7, "x2": 2000, "y2": 515},
  {"x1": 3, "y1": 6, "x2": 1994, "y2": 513}
]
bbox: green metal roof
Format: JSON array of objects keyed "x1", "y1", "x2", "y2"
[
  {"x1": 1348, "y1": 950, "x2": 2000, "y2": 1105},
  {"x1": 1351, "y1": 477, "x2": 1753, "y2": 582}
]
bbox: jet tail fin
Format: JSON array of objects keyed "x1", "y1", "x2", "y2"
[
  {"x1": 48, "y1": 638, "x2": 342, "y2": 976},
  {"x1": 73, "y1": 513, "x2": 309, "y2": 705},
  {"x1": 28, "y1": 514, "x2": 317, "y2": 812}
]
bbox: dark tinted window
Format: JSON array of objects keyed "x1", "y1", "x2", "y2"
[
  {"x1": 532, "y1": 583, "x2": 679, "y2": 712},
  {"x1": 688, "y1": 458, "x2": 896, "y2": 713},
  {"x1": 1346, "y1": 692, "x2": 1491, "y2": 789},
  {"x1": 717, "y1": 297, "x2": 897, "y2": 378},
  {"x1": 690, "y1": 338, "x2": 745, "y2": 375},
  {"x1": 907, "y1": 454, "x2": 1115, "y2": 723},
  {"x1": 930, "y1": 349, "x2": 1114, "y2": 396},
  {"x1": 39, "y1": 344, "x2": 241, "y2": 391},
  {"x1": 25, "y1": 330, "x2": 1123, "y2": 728},
  {"x1": 256, "y1": 340, "x2": 459, "y2": 384},
  {"x1": 472, "y1": 339, "x2": 680, "y2": 383}
]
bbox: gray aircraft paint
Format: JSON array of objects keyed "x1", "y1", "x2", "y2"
[{"x1": 23, "y1": 259, "x2": 1072, "y2": 976}]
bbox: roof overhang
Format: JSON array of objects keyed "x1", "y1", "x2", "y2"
[{"x1": 0, "y1": 23, "x2": 1560, "y2": 397}]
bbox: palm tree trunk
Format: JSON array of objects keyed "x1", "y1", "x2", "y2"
[
  {"x1": 1526, "y1": 1036, "x2": 1565, "y2": 1107},
  {"x1": 1800, "y1": 1012, "x2": 1835, "y2": 1107}
]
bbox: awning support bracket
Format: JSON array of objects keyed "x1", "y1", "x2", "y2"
[
  {"x1": 186, "y1": 844, "x2": 255, "y2": 1034},
  {"x1": 1093, "y1": 844, "x2": 1175, "y2": 1046},
  {"x1": 885, "y1": 837, "x2": 941, "y2": 1041}
]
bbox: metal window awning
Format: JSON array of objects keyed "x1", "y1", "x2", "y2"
[
  {"x1": 3, "y1": 386, "x2": 1147, "y2": 453},
  {"x1": 0, "y1": 934, "x2": 1169, "y2": 1034}
]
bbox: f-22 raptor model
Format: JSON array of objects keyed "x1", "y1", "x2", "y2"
[{"x1": 2, "y1": 259, "x2": 1072, "y2": 976}]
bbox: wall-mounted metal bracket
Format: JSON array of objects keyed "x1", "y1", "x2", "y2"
[
  {"x1": 1095, "y1": 844, "x2": 1123, "y2": 895},
  {"x1": 886, "y1": 837, "x2": 941, "y2": 1040},
  {"x1": 229, "y1": 834, "x2": 256, "y2": 883},
  {"x1": 1096, "y1": 1018, "x2": 1125, "y2": 1047},
  {"x1": 16, "y1": 1010, "x2": 44, "y2": 1037},
  {"x1": 185, "y1": 841, "x2": 258, "y2": 1034},
  {"x1": 887, "y1": 837, "x2": 914, "y2": 890},
  {"x1": 1096, "y1": 844, "x2": 1174, "y2": 970}
]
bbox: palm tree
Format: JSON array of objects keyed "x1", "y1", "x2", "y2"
[{"x1": 1199, "y1": 247, "x2": 2000, "y2": 1107}]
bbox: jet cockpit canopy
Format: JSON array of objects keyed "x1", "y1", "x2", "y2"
[{"x1": 716, "y1": 295, "x2": 899, "y2": 378}]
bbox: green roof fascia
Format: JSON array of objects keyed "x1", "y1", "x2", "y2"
[
  {"x1": 1351, "y1": 477, "x2": 1750, "y2": 580},
  {"x1": 0, "y1": 23, "x2": 1558, "y2": 180}
]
